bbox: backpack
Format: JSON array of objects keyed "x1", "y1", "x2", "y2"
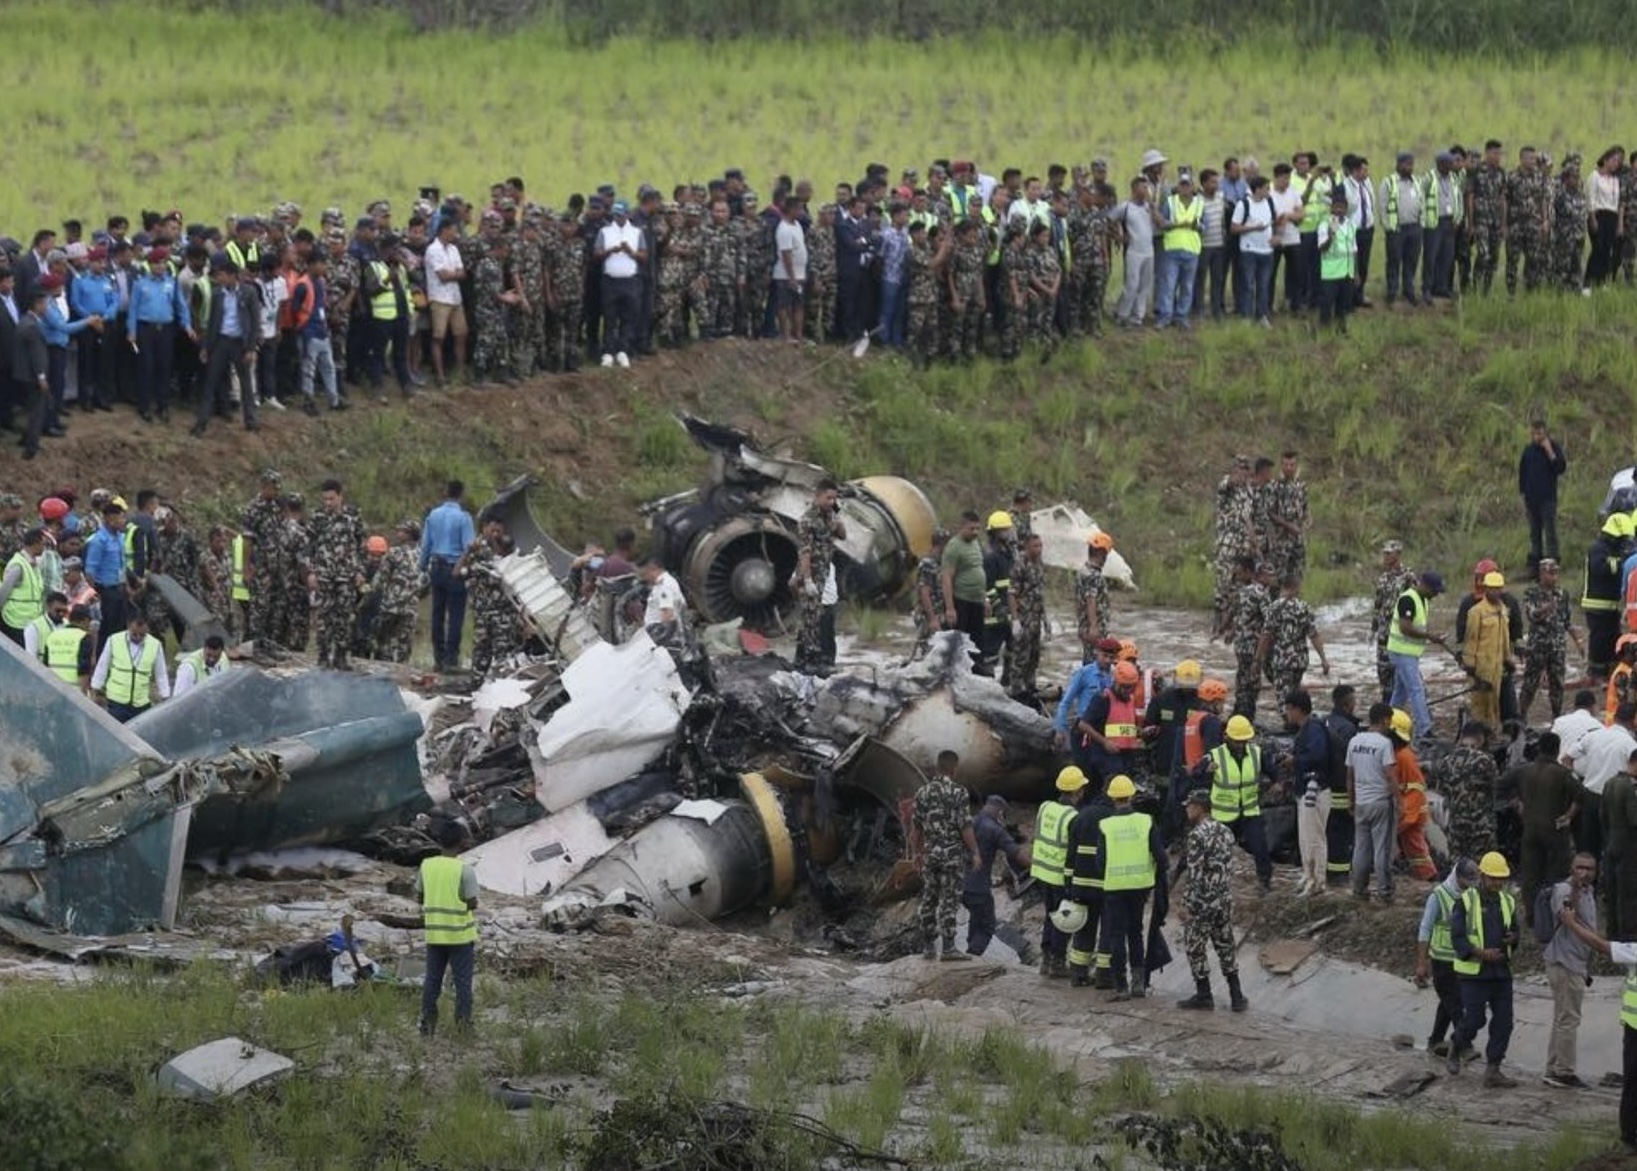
[{"x1": 1532, "y1": 880, "x2": 1563, "y2": 947}]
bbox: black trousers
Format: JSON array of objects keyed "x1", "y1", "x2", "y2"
[
  {"x1": 1353, "y1": 227, "x2": 1375, "y2": 304},
  {"x1": 1424, "y1": 217, "x2": 1455, "y2": 298},
  {"x1": 1325, "y1": 804, "x2": 1354, "y2": 882},
  {"x1": 1589, "y1": 610, "x2": 1620, "y2": 679},
  {"x1": 1588, "y1": 210, "x2": 1621, "y2": 286},
  {"x1": 1102, "y1": 889, "x2": 1148, "y2": 984},
  {"x1": 600, "y1": 275, "x2": 640, "y2": 357},
  {"x1": 20, "y1": 375, "x2": 49, "y2": 455},
  {"x1": 1384, "y1": 226, "x2": 1422, "y2": 302},
  {"x1": 135, "y1": 322, "x2": 176, "y2": 413},
  {"x1": 197, "y1": 336, "x2": 255, "y2": 427},
  {"x1": 962, "y1": 889, "x2": 996, "y2": 955},
  {"x1": 1428, "y1": 958, "x2": 1461, "y2": 1045},
  {"x1": 1297, "y1": 230, "x2": 1320, "y2": 309},
  {"x1": 1623, "y1": 1025, "x2": 1637, "y2": 1144}
]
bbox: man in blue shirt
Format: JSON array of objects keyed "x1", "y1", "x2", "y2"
[
  {"x1": 70, "y1": 247, "x2": 119, "y2": 411},
  {"x1": 126, "y1": 247, "x2": 193, "y2": 421},
  {"x1": 420, "y1": 481, "x2": 476, "y2": 672},
  {"x1": 1054, "y1": 637, "x2": 1119, "y2": 742},
  {"x1": 82, "y1": 502, "x2": 130, "y2": 654}
]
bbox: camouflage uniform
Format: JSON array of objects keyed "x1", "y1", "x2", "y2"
[
  {"x1": 1180, "y1": 815, "x2": 1239, "y2": 983},
  {"x1": 1025, "y1": 239, "x2": 1061, "y2": 354},
  {"x1": 1469, "y1": 162, "x2": 1507, "y2": 295},
  {"x1": 1261, "y1": 594, "x2": 1317, "y2": 702},
  {"x1": 1267, "y1": 476, "x2": 1308, "y2": 580},
  {"x1": 371, "y1": 539, "x2": 423, "y2": 663},
  {"x1": 1622, "y1": 169, "x2": 1637, "y2": 285},
  {"x1": 805, "y1": 220, "x2": 836, "y2": 343},
  {"x1": 1230, "y1": 580, "x2": 1271, "y2": 717},
  {"x1": 1082, "y1": 206, "x2": 1114, "y2": 335},
  {"x1": 512, "y1": 230, "x2": 547, "y2": 374},
  {"x1": 1212, "y1": 475, "x2": 1256, "y2": 630},
  {"x1": 472, "y1": 252, "x2": 512, "y2": 380},
  {"x1": 1372, "y1": 566, "x2": 1417, "y2": 699},
  {"x1": 150, "y1": 525, "x2": 202, "y2": 631},
  {"x1": 734, "y1": 214, "x2": 772, "y2": 338},
  {"x1": 325, "y1": 251, "x2": 358, "y2": 381},
  {"x1": 1434, "y1": 744, "x2": 1498, "y2": 862},
  {"x1": 1006, "y1": 555, "x2": 1045, "y2": 700},
  {"x1": 905, "y1": 235, "x2": 939, "y2": 365},
  {"x1": 656, "y1": 212, "x2": 695, "y2": 345},
  {"x1": 997, "y1": 238, "x2": 1026, "y2": 360},
  {"x1": 274, "y1": 506, "x2": 311, "y2": 652},
  {"x1": 949, "y1": 237, "x2": 986, "y2": 361},
  {"x1": 912, "y1": 554, "x2": 945, "y2": 656},
  {"x1": 699, "y1": 216, "x2": 742, "y2": 340},
  {"x1": 1504, "y1": 165, "x2": 1552, "y2": 295},
  {"x1": 1074, "y1": 563, "x2": 1110, "y2": 663},
  {"x1": 548, "y1": 230, "x2": 586, "y2": 372},
  {"x1": 241, "y1": 488, "x2": 284, "y2": 643},
  {"x1": 1553, "y1": 180, "x2": 1588, "y2": 292},
  {"x1": 1065, "y1": 204, "x2": 1097, "y2": 337},
  {"x1": 201, "y1": 547, "x2": 233, "y2": 635},
  {"x1": 1518, "y1": 582, "x2": 1573, "y2": 718},
  {"x1": 466, "y1": 541, "x2": 519, "y2": 676},
  {"x1": 794, "y1": 504, "x2": 837, "y2": 673},
  {"x1": 913, "y1": 773, "x2": 973, "y2": 948},
  {"x1": 308, "y1": 504, "x2": 364, "y2": 669}
]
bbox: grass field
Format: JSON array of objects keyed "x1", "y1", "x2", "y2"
[{"x1": 7, "y1": 1, "x2": 1637, "y2": 230}]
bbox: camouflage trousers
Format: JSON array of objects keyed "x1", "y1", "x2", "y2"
[
  {"x1": 1470, "y1": 221, "x2": 1503, "y2": 294},
  {"x1": 1266, "y1": 539, "x2": 1305, "y2": 582},
  {"x1": 1517, "y1": 643, "x2": 1567, "y2": 719},
  {"x1": 472, "y1": 305, "x2": 512, "y2": 377},
  {"x1": 1183, "y1": 908, "x2": 1238, "y2": 983},
  {"x1": 953, "y1": 300, "x2": 984, "y2": 361},
  {"x1": 1025, "y1": 296, "x2": 1058, "y2": 354},
  {"x1": 1074, "y1": 264, "x2": 1108, "y2": 336},
  {"x1": 737, "y1": 278, "x2": 768, "y2": 339},
  {"x1": 918, "y1": 856, "x2": 965, "y2": 944},
  {"x1": 374, "y1": 611, "x2": 415, "y2": 664},
  {"x1": 272, "y1": 584, "x2": 311, "y2": 652},
  {"x1": 1007, "y1": 626, "x2": 1042, "y2": 699},
  {"x1": 510, "y1": 305, "x2": 541, "y2": 375},
  {"x1": 655, "y1": 277, "x2": 691, "y2": 345},
  {"x1": 1446, "y1": 802, "x2": 1496, "y2": 865},
  {"x1": 313, "y1": 581, "x2": 357, "y2": 667},
  {"x1": 703, "y1": 278, "x2": 737, "y2": 339},
  {"x1": 249, "y1": 569, "x2": 279, "y2": 643},
  {"x1": 471, "y1": 607, "x2": 522, "y2": 676},
  {"x1": 1376, "y1": 641, "x2": 1394, "y2": 702},
  {"x1": 547, "y1": 298, "x2": 583, "y2": 371},
  {"x1": 330, "y1": 318, "x2": 349, "y2": 380},
  {"x1": 998, "y1": 298, "x2": 1022, "y2": 359},
  {"x1": 794, "y1": 597, "x2": 834, "y2": 673},
  {"x1": 1233, "y1": 646, "x2": 1261, "y2": 718},
  {"x1": 1554, "y1": 233, "x2": 1585, "y2": 291},
  {"x1": 805, "y1": 277, "x2": 835, "y2": 343},
  {"x1": 907, "y1": 298, "x2": 938, "y2": 365},
  {"x1": 1505, "y1": 230, "x2": 1550, "y2": 295},
  {"x1": 1211, "y1": 551, "x2": 1240, "y2": 634},
  {"x1": 1270, "y1": 661, "x2": 1306, "y2": 707}
]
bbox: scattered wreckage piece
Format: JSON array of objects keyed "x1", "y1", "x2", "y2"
[
  {"x1": 494, "y1": 545, "x2": 607, "y2": 661},
  {"x1": 0, "y1": 912, "x2": 234, "y2": 966},
  {"x1": 153, "y1": 1037, "x2": 295, "y2": 1102},
  {"x1": 145, "y1": 572, "x2": 233, "y2": 650},
  {"x1": 1030, "y1": 503, "x2": 1138, "y2": 589}
]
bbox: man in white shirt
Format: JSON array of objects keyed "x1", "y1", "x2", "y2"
[
  {"x1": 1380, "y1": 151, "x2": 1424, "y2": 306},
  {"x1": 1566, "y1": 702, "x2": 1637, "y2": 858},
  {"x1": 1553, "y1": 689, "x2": 1605, "y2": 759},
  {"x1": 1342, "y1": 154, "x2": 1375, "y2": 307},
  {"x1": 594, "y1": 201, "x2": 646, "y2": 369},
  {"x1": 90, "y1": 611, "x2": 170, "y2": 722},
  {"x1": 1230, "y1": 175, "x2": 1277, "y2": 326},
  {"x1": 423, "y1": 219, "x2": 467, "y2": 387},
  {"x1": 639, "y1": 557, "x2": 687, "y2": 645},
  {"x1": 173, "y1": 635, "x2": 229, "y2": 697},
  {"x1": 1268, "y1": 163, "x2": 1304, "y2": 314},
  {"x1": 774, "y1": 197, "x2": 808, "y2": 343}
]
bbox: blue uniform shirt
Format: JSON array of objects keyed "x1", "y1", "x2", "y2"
[
  {"x1": 83, "y1": 526, "x2": 126, "y2": 587},
  {"x1": 126, "y1": 271, "x2": 191, "y2": 340},
  {"x1": 420, "y1": 501, "x2": 475, "y2": 571},
  {"x1": 1054, "y1": 661, "x2": 1113, "y2": 734}
]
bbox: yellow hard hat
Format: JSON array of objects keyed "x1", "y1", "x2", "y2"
[
  {"x1": 1055, "y1": 766, "x2": 1088, "y2": 793},
  {"x1": 1478, "y1": 851, "x2": 1511, "y2": 879},
  {"x1": 1605, "y1": 512, "x2": 1635, "y2": 538},
  {"x1": 1107, "y1": 775, "x2": 1136, "y2": 800},
  {"x1": 1481, "y1": 571, "x2": 1504, "y2": 589},
  {"x1": 986, "y1": 510, "x2": 1014, "y2": 531},
  {"x1": 1389, "y1": 709, "x2": 1413, "y2": 739},
  {"x1": 1225, "y1": 715, "x2": 1255, "y2": 742},
  {"x1": 1174, "y1": 659, "x2": 1203, "y2": 687}
]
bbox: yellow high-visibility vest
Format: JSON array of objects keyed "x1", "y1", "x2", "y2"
[
  {"x1": 1209, "y1": 743, "x2": 1262, "y2": 823},
  {"x1": 45, "y1": 625, "x2": 86, "y2": 684},
  {"x1": 231, "y1": 535, "x2": 250, "y2": 602},
  {"x1": 1, "y1": 552, "x2": 43, "y2": 629},
  {"x1": 1452, "y1": 886, "x2": 1514, "y2": 976},
  {"x1": 1385, "y1": 589, "x2": 1430, "y2": 657},
  {"x1": 1100, "y1": 811, "x2": 1156, "y2": 891},
  {"x1": 105, "y1": 634, "x2": 161, "y2": 707},
  {"x1": 420, "y1": 855, "x2": 477, "y2": 946},
  {"x1": 1029, "y1": 801, "x2": 1076, "y2": 885}
]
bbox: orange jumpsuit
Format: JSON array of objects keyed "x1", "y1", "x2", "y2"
[{"x1": 1395, "y1": 745, "x2": 1435, "y2": 880}]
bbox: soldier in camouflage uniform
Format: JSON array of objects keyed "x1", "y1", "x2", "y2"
[
  {"x1": 996, "y1": 224, "x2": 1027, "y2": 361},
  {"x1": 1024, "y1": 221, "x2": 1061, "y2": 357},
  {"x1": 274, "y1": 493, "x2": 311, "y2": 652},
  {"x1": 1372, "y1": 540, "x2": 1417, "y2": 700},
  {"x1": 462, "y1": 519, "x2": 519, "y2": 676},
  {"x1": 1553, "y1": 158, "x2": 1589, "y2": 293},
  {"x1": 794, "y1": 480, "x2": 845, "y2": 674},
  {"x1": 1006, "y1": 533, "x2": 1047, "y2": 703},
  {"x1": 1504, "y1": 147, "x2": 1553, "y2": 295},
  {"x1": 1518, "y1": 558, "x2": 1580, "y2": 719},
  {"x1": 240, "y1": 470, "x2": 284, "y2": 644},
  {"x1": 912, "y1": 751, "x2": 977, "y2": 960},
  {"x1": 1256, "y1": 575, "x2": 1329, "y2": 704},
  {"x1": 307, "y1": 479, "x2": 365, "y2": 670},
  {"x1": 1469, "y1": 141, "x2": 1507, "y2": 296},
  {"x1": 370, "y1": 519, "x2": 424, "y2": 663},
  {"x1": 513, "y1": 217, "x2": 548, "y2": 374},
  {"x1": 912, "y1": 528, "x2": 949, "y2": 658},
  {"x1": 1433, "y1": 723, "x2": 1499, "y2": 862},
  {"x1": 323, "y1": 230, "x2": 358, "y2": 385},
  {"x1": 201, "y1": 526, "x2": 234, "y2": 638},
  {"x1": 700, "y1": 201, "x2": 743, "y2": 341},
  {"x1": 150, "y1": 507, "x2": 203, "y2": 639},
  {"x1": 1223, "y1": 556, "x2": 1270, "y2": 718},
  {"x1": 948, "y1": 219, "x2": 986, "y2": 362},
  {"x1": 1622, "y1": 162, "x2": 1637, "y2": 286},
  {"x1": 1248, "y1": 458, "x2": 1275, "y2": 564},
  {"x1": 548, "y1": 216, "x2": 586, "y2": 373},
  {"x1": 1175, "y1": 789, "x2": 1247, "y2": 1011},
  {"x1": 656, "y1": 204, "x2": 698, "y2": 346},
  {"x1": 1265, "y1": 452, "x2": 1309, "y2": 581},
  {"x1": 1212, "y1": 457, "x2": 1257, "y2": 636},
  {"x1": 735, "y1": 198, "x2": 772, "y2": 339},
  {"x1": 904, "y1": 221, "x2": 941, "y2": 366},
  {"x1": 471, "y1": 233, "x2": 518, "y2": 384},
  {"x1": 1076, "y1": 535, "x2": 1114, "y2": 663},
  {"x1": 805, "y1": 204, "x2": 837, "y2": 344}
]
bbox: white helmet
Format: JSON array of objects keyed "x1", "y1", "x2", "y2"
[{"x1": 1049, "y1": 900, "x2": 1088, "y2": 934}]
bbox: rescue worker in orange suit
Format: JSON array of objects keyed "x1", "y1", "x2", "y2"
[
  {"x1": 1096, "y1": 775, "x2": 1168, "y2": 1000},
  {"x1": 1143, "y1": 658, "x2": 1205, "y2": 838},
  {"x1": 1195, "y1": 714, "x2": 1276, "y2": 892},
  {"x1": 1078, "y1": 660, "x2": 1148, "y2": 788},
  {"x1": 1608, "y1": 635, "x2": 1637, "y2": 724},
  {"x1": 1390, "y1": 709, "x2": 1437, "y2": 880}
]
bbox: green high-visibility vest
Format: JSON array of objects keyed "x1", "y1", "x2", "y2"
[
  {"x1": 1420, "y1": 170, "x2": 1465, "y2": 227},
  {"x1": 1320, "y1": 220, "x2": 1358, "y2": 281},
  {"x1": 1100, "y1": 811, "x2": 1156, "y2": 891},
  {"x1": 420, "y1": 855, "x2": 477, "y2": 946},
  {"x1": 368, "y1": 261, "x2": 398, "y2": 321},
  {"x1": 1429, "y1": 884, "x2": 1457, "y2": 963},
  {"x1": 1452, "y1": 886, "x2": 1514, "y2": 976},
  {"x1": 1, "y1": 552, "x2": 43, "y2": 629},
  {"x1": 1298, "y1": 173, "x2": 1331, "y2": 233},
  {"x1": 1029, "y1": 802, "x2": 1076, "y2": 885},
  {"x1": 1163, "y1": 195, "x2": 1203, "y2": 255},
  {"x1": 1386, "y1": 589, "x2": 1429, "y2": 657},
  {"x1": 231, "y1": 535, "x2": 250, "y2": 601},
  {"x1": 45, "y1": 625, "x2": 86, "y2": 683},
  {"x1": 1622, "y1": 969, "x2": 1637, "y2": 1031},
  {"x1": 105, "y1": 634, "x2": 160, "y2": 707},
  {"x1": 1209, "y1": 743, "x2": 1262, "y2": 823}
]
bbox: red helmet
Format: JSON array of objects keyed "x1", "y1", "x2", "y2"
[{"x1": 38, "y1": 497, "x2": 69, "y2": 521}]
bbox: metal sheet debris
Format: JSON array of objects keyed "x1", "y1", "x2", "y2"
[
  {"x1": 153, "y1": 1037, "x2": 295, "y2": 1101},
  {"x1": 1030, "y1": 503, "x2": 1138, "y2": 589}
]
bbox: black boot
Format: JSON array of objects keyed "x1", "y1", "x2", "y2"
[
  {"x1": 1227, "y1": 971, "x2": 1248, "y2": 1013},
  {"x1": 1178, "y1": 979, "x2": 1215, "y2": 1010},
  {"x1": 1069, "y1": 965, "x2": 1089, "y2": 987}
]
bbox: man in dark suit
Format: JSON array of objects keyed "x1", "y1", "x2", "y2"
[
  {"x1": 13, "y1": 229, "x2": 55, "y2": 308},
  {"x1": 0, "y1": 266, "x2": 20, "y2": 432},
  {"x1": 190, "y1": 259, "x2": 260, "y2": 437},
  {"x1": 13, "y1": 288, "x2": 51, "y2": 459},
  {"x1": 834, "y1": 196, "x2": 872, "y2": 343}
]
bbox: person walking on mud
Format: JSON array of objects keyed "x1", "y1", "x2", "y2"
[
  {"x1": 1447, "y1": 851, "x2": 1521, "y2": 1088},
  {"x1": 911, "y1": 750, "x2": 980, "y2": 961}
]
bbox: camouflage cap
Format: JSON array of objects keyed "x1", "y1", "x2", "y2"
[
  {"x1": 412, "y1": 198, "x2": 436, "y2": 220},
  {"x1": 497, "y1": 197, "x2": 517, "y2": 212},
  {"x1": 281, "y1": 491, "x2": 304, "y2": 508},
  {"x1": 395, "y1": 517, "x2": 422, "y2": 536},
  {"x1": 683, "y1": 203, "x2": 704, "y2": 217},
  {"x1": 1185, "y1": 788, "x2": 1212, "y2": 808},
  {"x1": 1381, "y1": 539, "x2": 1404, "y2": 554},
  {"x1": 321, "y1": 206, "x2": 343, "y2": 223},
  {"x1": 1562, "y1": 152, "x2": 1583, "y2": 171},
  {"x1": 368, "y1": 200, "x2": 392, "y2": 215},
  {"x1": 0, "y1": 493, "x2": 22, "y2": 509},
  {"x1": 446, "y1": 193, "x2": 467, "y2": 207},
  {"x1": 285, "y1": 201, "x2": 302, "y2": 217},
  {"x1": 259, "y1": 468, "x2": 282, "y2": 484}
]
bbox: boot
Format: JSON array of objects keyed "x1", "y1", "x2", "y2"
[
  {"x1": 1110, "y1": 975, "x2": 1132, "y2": 1002},
  {"x1": 1178, "y1": 979, "x2": 1216, "y2": 1010},
  {"x1": 1092, "y1": 967, "x2": 1115, "y2": 990},
  {"x1": 1484, "y1": 1064, "x2": 1518, "y2": 1089},
  {"x1": 940, "y1": 936, "x2": 972, "y2": 962},
  {"x1": 1227, "y1": 971, "x2": 1248, "y2": 1013},
  {"x1": 922, "y1": 940, "x2": 937, "y2": 961},
  {"x1": 1048, "y1": 953, "x2": 1069, "y2": 980}
]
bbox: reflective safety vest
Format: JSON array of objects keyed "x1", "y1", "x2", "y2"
[
  {"x1": 1182, "y1": 710, "x2": 1211, "y2": 769},
  {"x1": 1385, "y1": 589, "x2": 1429, "y2": 657},
  {"x1": 45, "y1": 624, "x2": 87, "y2": 683},
  {"x1": 178, "y1": 648, "x2": 225, "y2": 687},
  {"x1": 1452, "y1": 886, "x2": 1514, "y2": 976},
  {"x1": 1623, "y1": 968, "x2": 1637, "y2": 1031},
  {"x1": 1298, "y1": 173, "x2": 1331, "y2": 232},
  {"x1": 1102, "y1": 689, "x2": 1141, "y2": 751},
  {"x1": 231, "y1": 535, "x2": 250, "y2": 601},
  {"x1": 1, "y1": 552, "x2": 43, "y2": 629},
  {"x1": 105, "y1": 633, "x2": 161, "y2": 707},
  {"x1": 27, "y1": 614, "x2": 54, "y2": 657},
  {"x1": 225, "y1": 240, "x2": 260, "y2": 273},
  {"x1": 1209, "y1": 743, "x2": 1262, "y2": 823},
  {"x1": 1420, "y1": 169, "x2": 1464, "y2": 227},
  {"x1": 1586, "y1": 542, "x2": 1624, "y2": 613},
  {"x1": 1429, "y1": 884, "x2": 1457, "y2": 963},
  {"x1": 420, "y1": 855, "x2": 477, "y2": 946},
  {"x1": 1030, "y1": 801, "x2": 1077, "y2": 885},
  {"x1": 122, "y1": 524, "x2": 140, "y2": 573},
  {"x1": 1162, "y1": 195, "x2": 1203, "y2": 255},
  {"x1": 1609, "y1": 663, "x2": 1633, "y2": 726},
  {"x1": 1100, "y1": 811, "x2": 1156, "y2": 891},
  {"x1": 368, "y1": 261, "x2": 398, "y2": 320}
]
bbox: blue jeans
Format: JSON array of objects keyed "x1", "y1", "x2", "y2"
[
  {"x1": 877, "y1": 278, "x2": 905, "y2": 346},
  {"x1": 299, "y1": 335, "x2": 339, "y2": 406},
  {"x1": 1238, "y1": 252, "x2": 1273, "y2": 319},
  {"x1": 1388, "y1": 650, "x2": 1431, "y2": 737},
  {"x1": 428, "y1": 559, "x2": 466, "y2": 669},
  {"x1": 420, "y1": 941, "x2": 474, "y2": 1035},
  {"x1": 1155, "y1": 251, "x2": 1199, "y2": 324}
]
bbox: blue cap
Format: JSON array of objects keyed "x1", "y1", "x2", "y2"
[
  {"x1": 1421, "y1": 570, "x2": 1445, "y2": 595},
  {"x1": 611, "y1": 200, "x2": 628, "y2": 214}
]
